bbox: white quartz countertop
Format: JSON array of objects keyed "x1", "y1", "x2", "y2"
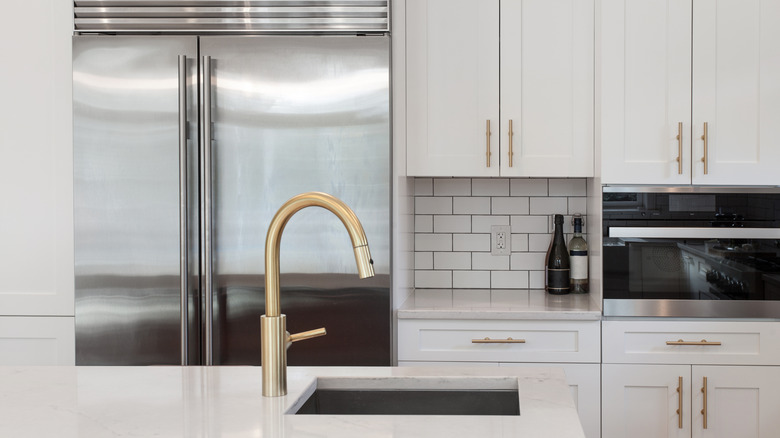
[
  {"x1": 0, "y1": 365, "x2": 585, "y2": 438},
  {"x1": 398, "y1": 289, "x2": 602, "y2": 320}
]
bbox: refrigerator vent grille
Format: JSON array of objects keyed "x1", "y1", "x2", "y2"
[{"x1": 74, "y1": 0, "x2": 389, "y2": 33}]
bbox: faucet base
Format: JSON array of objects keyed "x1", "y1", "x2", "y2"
[{"x1": 261, "y1": 314, "x2": 287, "y2": 397}]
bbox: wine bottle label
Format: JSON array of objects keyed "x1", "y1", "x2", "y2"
[
  {"x1": 570, "y1": 252, "x2": 588, "y2": 280},
  {"x1": 547, "y1": 268, "x2": 570, "y2": 291}
]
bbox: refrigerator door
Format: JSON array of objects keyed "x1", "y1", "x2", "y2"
[
  {"x1": 201, "y1": 36, "x2": 391, "y2": 365},
  {"x1": 73, "y1": 36, "x2": 200, "y2": 365}
]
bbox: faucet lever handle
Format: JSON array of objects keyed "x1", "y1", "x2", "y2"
[{"x1": 287, "y1": 327, "x2": 327, "y2": 346}]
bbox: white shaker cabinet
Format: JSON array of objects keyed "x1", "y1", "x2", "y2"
[
  {"x1": 603, "y1": 364, "x2": 780, "y2": 438},
  {"x1": 406, "y1": 0, "x2": 594, "y2": 177},
  {"x1": 0, "y1": 1, "x2": 74, "y2": 363},
  {"x1": 691, "y1": 0, "x2": 780, "y2": 185},
  {"x1": 602, "y1": 321, "x2": 780, "y2": 438},
  {"x1": 601, "y1": 0, "x2": 780, "y2": 185},
  {"x1": 398, "y1": 318, "x2": 601, "y2": 438}
]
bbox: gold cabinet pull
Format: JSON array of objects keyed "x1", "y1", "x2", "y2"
[
  {"x1": 666, "y1": 339, "x2": 722, "y2": 346},
  {"x1": 701, "y1": 122, "x2": 709, "y2": 174},
  {"x1": 472, "y1": 337, "x2": 526, "y2": 344},
  {"x1": 486, "y1": 120, "x2": 492, "y2": 167},
  {"x1": 676, "y1": 122, "x2": 683, "y2": 174},
  {"x1": 677, "y1": 376, "x2": 683, "y2": 429},
  {"x1": 701, "y1": 376, "x2": 708, "y2": 429},
  {"x1": 508, "y1": 119, "x2": 514, "y2": 167}
]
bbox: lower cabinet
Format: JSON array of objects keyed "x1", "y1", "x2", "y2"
[
  {"x1": 398, "y1": 319, "x2": 601, "y2": 438},
  {"x1": 603, "y1": 364, "x2": 780, "y2": 438},
  {"x1": 0, "y1": 317, "x2": 75, "y2": 365}
]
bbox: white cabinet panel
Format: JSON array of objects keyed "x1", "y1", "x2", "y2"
[
  {"x1": 406, "y1": 0, "x2": 500, "y2": 176},
  {"x1": 602, "y1": 320, "x2": 780, "y2": 365},
  {"x1": 399, "y1": 319, "x2": 600, "y2": 363},
  {"x1": 601, "y1": 0, "x2": 780, "y2": 185},
  {"x1": 0, "y1": 1, "x2": 74, "y2": 316},
  {"x1": 600, "y1": 0, "x2": 692, "y2": 184},
  {"x1": 0, "y1": 317, "x2": 75, "y2": 365},
  {"x1": 692, "y1": 366, "x2": 780, "y2": 438},
  {"x1": 691, "y1": 0, "x2": 780, "y2": 185},
  {"x1": 406, "y1": 0, "x2": 593, "y2": 177},
  {"x1": 602, "y1": 364, "x2": 691, "y2": 438},
  {"x1": 500, "y1": 0, "x2": 594, "y2": 177}
]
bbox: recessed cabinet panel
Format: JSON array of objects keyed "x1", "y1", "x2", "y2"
[
  {"x1": 406, "y1": 0, "x2": 500, "y2": 176},
  {"x1": 600, "y1": 0, "x2": 692, "y2": 184},
  {"x1": 602, "y1": 364, "x2": 691, "y2": 438},
  {"x1": 603, "y1": 320, "x2": 780, "y2": 365},
  {"x1": 692, "y1": 0, "x2": 780, "y2": 185},
  {"x1": 407, "y1": 0, "x2": 593, "y2": 177},
  {"x1": 500, "y1": 0, "x2": 594, "y2": 177},
  {"x1": 399, "y1": 319, "x2": 600, "y2": 363}
]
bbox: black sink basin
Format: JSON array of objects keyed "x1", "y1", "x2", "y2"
[{"x1": 288, "y1": 377, "x2": 521, "y2": 416}]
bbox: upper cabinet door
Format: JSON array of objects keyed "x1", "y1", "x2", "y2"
[
  {"x1": 500, "y1": 0, "x2": 594, "y2": 177},
  {"x1": 601, "y1": 0, "x2": 692, "y2": 185},
  {"x1": 692, "y1": 0, "x2": 780, "y2": 185},
  {"x1": 406, "y1": 0, "x2": 500, "y2": 176}
]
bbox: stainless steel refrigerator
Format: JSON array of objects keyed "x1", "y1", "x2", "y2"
[{"x1": 73, "y1": 30, "x2": 390, "y2": 365}]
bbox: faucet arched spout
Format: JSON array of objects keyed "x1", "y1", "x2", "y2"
[{"x1": 263, "y1": 191, "x2": 375, "y2": 318}]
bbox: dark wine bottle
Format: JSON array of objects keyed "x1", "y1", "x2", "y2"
[{"x1": 546, "y1": 214, "x2": 570, "y2": 294}]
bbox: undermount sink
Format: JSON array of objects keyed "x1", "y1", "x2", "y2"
[{"x1": 287, "y1": 376, "x2": 521, "y2": 416}]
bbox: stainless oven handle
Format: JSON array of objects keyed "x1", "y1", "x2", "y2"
[{"x1": 608, "y1": 227, "x2": 780, "y2": 240}]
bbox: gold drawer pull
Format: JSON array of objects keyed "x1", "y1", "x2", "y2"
[
  {"x1": 666, "y1": 339, "x2": 722, "y2": 346},
  {"x1": 472, "y1": 337, "x2": 526, "y2": 344},
  {"x1": 701, "y1": 376, "x2": 708, "y2": 429}
]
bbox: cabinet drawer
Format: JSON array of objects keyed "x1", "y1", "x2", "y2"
[
  {"x1": 603, "y1": 320, "x2": 780, "y2": 365},
  {"x1": 398, "y1": 319, "x2": 600, "y2": 363}
]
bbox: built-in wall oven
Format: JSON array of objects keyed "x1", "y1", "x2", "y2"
[{"x1": 603, "y1": 186, "x2": 780, "y2": 317}]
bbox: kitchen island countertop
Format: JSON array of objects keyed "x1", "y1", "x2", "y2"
[{"x1": 0, "y1": 365, "x2": 584, "y2": 437}]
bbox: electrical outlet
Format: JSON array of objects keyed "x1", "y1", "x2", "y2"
[{"x1": 491, "y1": 225, "x2": 511, "y2": 256}]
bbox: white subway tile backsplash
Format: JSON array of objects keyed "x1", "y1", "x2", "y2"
[
  {"x1": 434, "y1": 252, "x2": 471, "y2": 270},
  {"x1": 548, "y1": 178, "x2": 587, "y2": 196},
  {"x1": 453, "y1": 197, "x2": 491, "y2": 215},
  {"x1": 414, "y1": 177, "x2": 587, "y2": 291},
  {"x1": 511, "y1": 252, "x2": 547, "y2": 271},
  {"x1": 415, "y1": 270, "x2": 452, "y2": 288},
  {"x1": 415, "y1": 234, "x2": 453, "y2": 252},
  {"x1": 415, "y1": 196, "x2": 452, "y2": 215},
  {"x1": 491, "y1": 197, "x2": 530, "y2": 215},
  {"x1": 510, "y1": 233, "x2": 529, "y2": 252},
  {"x1": 415, "y1": 252, "x2": 433, "y2": 270},
  {"x1": 529, "y1": 197, "x2": 568, "y2": 215},
  {"x1": 472, "y1": 215, "x2": 510, "y2": 233},
  {"x1": 414, "y1": 178, "x2": 433, "y2": 196},
  {"x1": 491, "y1": 271, "x2": 529, "y2": 289},
  {"x1": 415, "y1": 215, "x2": 433, "y2": 233},
  {"x1": 453, "y1": 271, "x2": 490, "y2": 288},
  {"x1": 472, "y1": 253, "x2": 509, "y2": 270},
  {"x1": 510, "y1": 216, "x2": 549, "y2": 233},
  {"x1": 568, "y1": 197, "x2": 588, "y2": 215},
  {"x1": 510, "y1": 179, "x2": 548, "y2": 196},
  {"x1": 433, "y1": 215, "x2": 472, "y2": 233},
  {"x1": 434, "y1": 178, "x2": 471, "y2": 196},
  {"x1": 472, "y1": 178, "x2": 509, "y2": 196},
  {"x1": 529, "y1": 234, "x2": 552, "y2": 252},
  {"x1": 453, "y1": 234, "x2": 490, "y2": 252}
]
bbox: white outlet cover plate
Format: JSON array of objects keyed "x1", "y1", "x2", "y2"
[{"x1": 491, "y1": 225, "x2": 511, "y2": 256}]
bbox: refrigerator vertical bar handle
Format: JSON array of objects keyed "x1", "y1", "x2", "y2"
[
  {"x1": 178, "y1": 55, "x2": 189, "y2": 366},
  {"x1": 201, "y1": 55, "x2": 214, "y2": 365}
]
